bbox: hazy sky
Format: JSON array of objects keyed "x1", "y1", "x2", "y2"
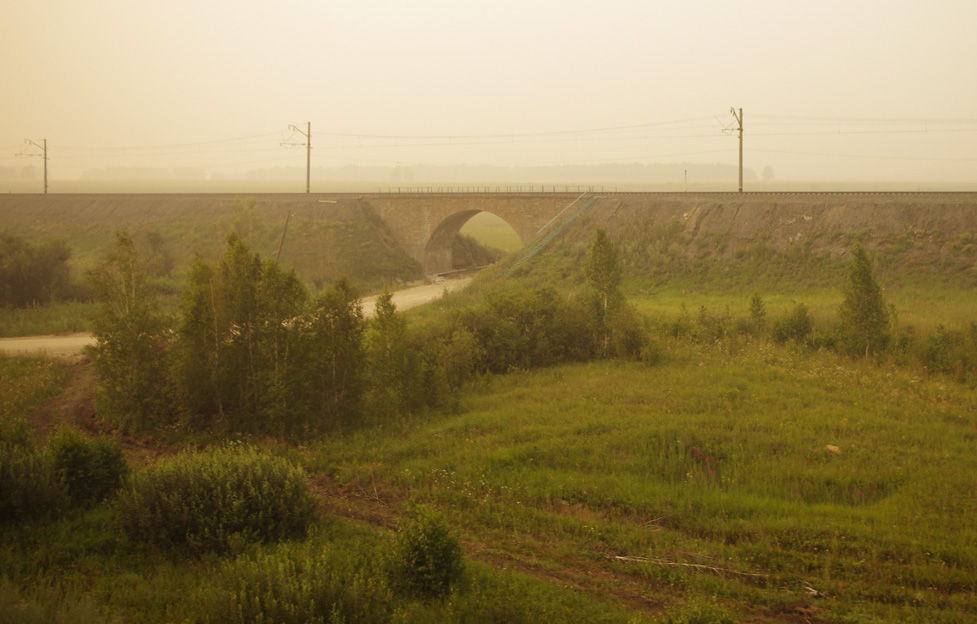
[{"x1": 2, "y1": 0, "x2": 976, "y2": 183}]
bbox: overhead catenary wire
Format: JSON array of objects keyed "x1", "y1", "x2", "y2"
[
  {"x1": 6, "y1": 112, "x2": 975, "y2": 175},
  {"x1": 752, "y1": 148, "x2": 977, "y2": 163}
]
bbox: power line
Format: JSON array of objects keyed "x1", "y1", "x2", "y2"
[
  {"x1": 750, "y1": 128, "x2": 977, "y2": 137},
  {"x1": 752, "y1": 148, "x2": 977, "y2": 163},
  {"x1": 8, "y1": 111, "x2": 975, "y2": 182},
  {"x1": 52, "y1": 131, "x2": 282, "y2": 151},
  {"x1": 315, "y1": 116, "x2": 719, "y2": 141},
  {"x1": 751, "y1": 113, "x2": 977, "y2": 124}
]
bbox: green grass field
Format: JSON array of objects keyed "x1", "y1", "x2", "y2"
[
  {"x1": 311, "y1": 337, "x2": 977, "y2": 623},
  {"x1": 3, "y1": 324, "x2": 975, "y2": 622}
]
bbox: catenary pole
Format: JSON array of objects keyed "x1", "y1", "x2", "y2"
[
  {"x1": 281, "y1": 123, "x2": 311, "y2": 193},
  {"x1": 19, "y1": 139, "x2": 48, "y2": 193},
  {"x1": 730, "y1": 108, "x2": 744, "y2": 192}
]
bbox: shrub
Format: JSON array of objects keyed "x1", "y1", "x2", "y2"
[
  {"x1": 0, "y1": 441, "x2": 65, "y2": 523},
  {"x1": 48, "y1": 429, "x2": 129, "y2": 509},
  {"x1": 772, "y1": 303, "x2": 813, "y2": 344},
  {"x1": 117, "y1": 445, "x2": 318, "y2": 554},
  {"x1": 195, "y1": 538, "x2": 392, "y2": 624},
  {"x1": 388, "y1": 508, "x2": 465, "y2": 599},
  {"x1": 609, "y1": 305, "x2": 650, "y2": 360}
]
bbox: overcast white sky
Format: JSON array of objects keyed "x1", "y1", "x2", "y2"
[{"x1": 2, "y1": 0, "x2": 976, "y2": 183}]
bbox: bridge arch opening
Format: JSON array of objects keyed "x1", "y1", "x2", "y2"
[{"x1": 424, "y1": 210, "x2": 524, "y2": 274}]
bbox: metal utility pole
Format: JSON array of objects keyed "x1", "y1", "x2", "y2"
[
  {"x1": 730, "y1": 108, "x2": 743, "y2": 192},
  {"x1": 19, "y1": 139, "x2": 48, "y2": 193},
  {"x1": 281, "y1": 122, "x2": 311, "y2": 193}
]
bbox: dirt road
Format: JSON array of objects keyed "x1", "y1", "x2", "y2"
[
  {"x1": 0, "y1": 277, "x2": 472, "y2": 358},
  {"x1": 0, "y1": 333, "x2": 96, "y2": 358},
  {"x1": 361, "y1": 276, "x2": 471, "y2": 316}
]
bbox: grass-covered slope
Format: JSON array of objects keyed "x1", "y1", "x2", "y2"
[
  {"x1": 0, "y1": 194, "x2": 423, "y2": 290},
  {"x1": 497, "y1": 193, "x2": 977, "y2": 293}
]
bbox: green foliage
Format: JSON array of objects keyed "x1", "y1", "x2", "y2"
[
  {"x1": 365, "y1": 290, "x2": 436, "y2": 416},
  {"x1": 96, "y1": 232, "x2": 380, "y2": 435},
  {"x1": 142, "y1": 230, "x2": 174, "y2": 278},
  {"x1": 748, "y1": 291, "x2": 765, "y2": 333},
  {"x1": 440, "y1": 328, "x2": 482, "y2": 390},
  {"x1": 772, "y1": 302, "x2": 813, "y2": 344},
  {"x1": 0, "y1": 579, "x2": 116, "y2": 624},
  {"x1": 452, "y1": 232, "x2": 503, "y2": 270},
  {"x1": 117, "y1": 445, "x2": 318, "y2": 554},
  {"x1": 303, "y1": 278, "x2": 367, "y2": 425},
  {"x1": 838, "y1": 244, "x2": 890, "y2": 358},
  {"x1": 0, "y1": 439, "x2": 65, "y2": 523},
  {"x1": 389, "y1": 508, "x2": 465, "y2": 599},
  {"x1": 917, "y1": 323, "x2": 977, "y2": 382},
  {"x1": 195, "y1": 537, "x2": 393, "y2": 624},
  {"x1": 585, "y1": 227, "x2": 622, "y2": 299},
  {"x1": 0, "y1": 233, "x2": 78, "y2": 308},
  {"x1": 580, "y1": 227, "x2": 651, "y2": 360},
  {"x1": 87, "y1": 231, "x2": 172, "y2": 430},
  {"x1": 48, "y1": 429, "x2": 129, "y2": 509},
  {"x1": 0, "y1": 360, "x2": 70, "y2": 523},
  {"x1": 585, "y1": 227, "x2": 625, "y2": 356},
  {"x1": 428, "y1": 286, "x2": 595, "y2": 383},
  {"x1": 172, "y1": 234, "x2": 310, "y2": 431}
]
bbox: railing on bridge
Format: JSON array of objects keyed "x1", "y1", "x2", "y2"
[{"x1": 375, "y1": 185, "x2": 603, "y2": 194}]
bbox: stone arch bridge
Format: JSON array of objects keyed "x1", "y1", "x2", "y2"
[{"x1": 361, "y1": 192, "x2": 586, "y2": 273}]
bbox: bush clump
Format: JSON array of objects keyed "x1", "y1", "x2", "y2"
[
  {"x1": 117, "y1": 445, "x2": 318, "y2": 554},
  {"x1": 196, "y1": 538, "x2": 392, "y2": 624},
  {"x1": 388, "y1": 508, "x2": 465, "y2": 599},
  {"x1": 0, "y1": 420, "x2": 66, "y2": 523},
  {"x1": 772, "y1": 302, "x2": 813, "y2": 344},
  {"x1": 48, "y1": 429, "x2": 129, "y2": 509},
  {"x1": 0, "y1": 440, "x2": 65, "y2": 523}
]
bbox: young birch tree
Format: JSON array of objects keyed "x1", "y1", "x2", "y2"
[
  {"x1": 585, "y1": 227, "x2": 624, "y2": 357},
  {"x1": 838, "y1": 244, "x2": 889, "y2": 358}
]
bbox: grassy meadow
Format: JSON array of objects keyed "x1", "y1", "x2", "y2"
[
  {"x1": 3, "y1": 200, "x2": 977, "y2": 623},
  {"x1": 3, "y1": 300, "x2": 977, "y2": 622},
  {"x1": 311, "y1": 334, "x2": 977, "y2": 623}
]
